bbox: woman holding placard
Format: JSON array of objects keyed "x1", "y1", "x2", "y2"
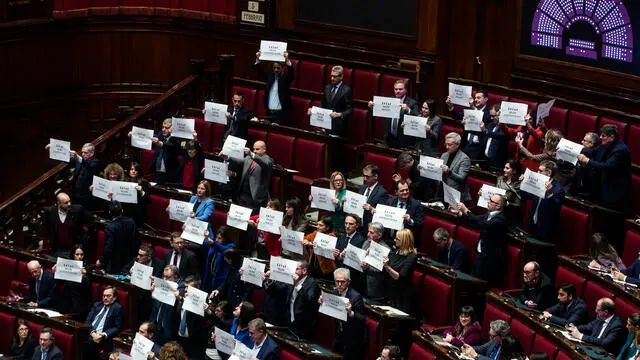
[
  {"x1": 516, "y1": 129, "x2": 575, "y2": 187},
  {"x1": 202, "y1": 226, "x2": 235, "y2": 293},
  {"x1": 383, "y1": 229, "x2": 418, "y2": 314},
  {"x1": 52, "y1": 244, "x2": 92, "y2": 320},
  {"x1": 248, "y1": 199, "x2": 283, "y2": 259},
  {"x1": 125, "y1": 161, "x2": 151, "y2": 227},
  {"x1": 280, "y1": 197, "x2": 308, "y2": 259},
  {"x1": 309, "y1": 172, "x2": 347, "y2": 233},
  {"x1": 229, "y1": 301, "x2": 256, "y2": 348},
  {"x1": 303, "y1": 216, "x2": 338, "y2": 279}
]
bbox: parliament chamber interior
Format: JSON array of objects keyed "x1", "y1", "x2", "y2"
[{"x1": 2, "y1": 0, "x2": 640, "y2": 359}]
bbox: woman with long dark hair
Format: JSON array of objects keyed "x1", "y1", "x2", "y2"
[
  {"x1": 8, "y1": 319, "x2": 36, "y2": 359},
  {"x1": 442, "y1": 306, "x2": 482, "y2": 346}
]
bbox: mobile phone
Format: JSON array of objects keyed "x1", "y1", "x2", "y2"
[{"x1": 516, "y1": 132, "x2": 523, "y2": 139}]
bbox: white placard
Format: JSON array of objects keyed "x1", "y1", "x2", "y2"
[
  {"x1": 280, "y1": 228, "x2": 304, "y2": 255},
  {"x1": 259, "y1": 40, "x2": 287, "y2": 62},
  {"x1": 477, "y1": 184, "x2": 507, "y2": 209},
  {"x1": 448, "y1": 83, "x2": 473, "y2": 107},
  {"x1": 231, "y1": 340, "x2": 253, "y2": 360},
  {"x1": 226, "y1": 204, "x2": 253, "y2": 231},
  {"x1": 364, "y1": 241, "x2": 391, "y2": 271},
  {"x1": 419, "y1": 156, "x2": 444, "y2": 181},
  {"x1": 131, "y1": 333, "x2": 155, "y2": 360},
  {"x1": 310, "y1": 186, "x2": 336, "y2": 212},
  {"x1": 131, "y1": 126, "x2": 154, "y2": 150},
  {"x1": 131, "y1": 262, "x2": 153, "y2": 290},
  {"x1": 463, "y1": 109, "x2": 484, "y2": 132},
  {"x1": 181, "y1": 217, "x2": 208, "y2": 244},
  {"x1": 556, "y1": 138, "x2": 584, "y2": 165},
  {"x1": 171, "y1": 117, "x2": 195, "y2": 139},
  {"x1": 319, "y1": 291, "x2": 348, "y2": 321},
  {"x1": 499, "y1": 101, "x2": 528, "y2": 126},
  {"x1": 520, "y1": 168, "x2": 549, "y2": 199},
  {"x1": 49, "y1": 138, "x2": 71, "y2": 162},
  {"x1": 269, "y1": 256, "x2": 298, "y2": 285},
  {"x1": 344, "y1": 243, "x2": 366, "y2": 272},
  {"x1": 343, "y1": 190, "x2": 366, "y2": 218},
  {"x1": 241, "y1": 258, "x2": 266, "y2": 287},
  {"x1": 119, "y1": 354, "x2": 133, "y2": 360},
  {"x1": 214, "y1": 327, "x2": 235, "y2": 355},
  {"x1": 257, "y1": 207, "x2": 284, "y2": 235},
  {"x1": 310, "y1": 106, "x2": 333, "y2": 130},
  {"x1": 111, "y1": 181, "x2": 138, "y2": 204},
  {"x1": 372, "y1": 96, "x2": 402, "y2": 118},
  {"x1": 169, "y1": 199, "x2": 193, "y2": 222},
  {"x1": 372, "y1": 204, "x2": 406, "y2": 230},
  {"x1": 91, "y1": 176, "x2": 112, "y2": 201},
  {"x1": 313, "y1": 232, "x2": 338, "y2": 260},
  {"x1": 204, "y1": 159, "x2": 229, "y2": 184},
  {"x1": 183, "y1": 285, "x2": 208, "y2": 317},
  {"x1": 402, "y1": 115, "x2": 427, "y2": 139},
  {"x1": 221, "y1": 135, "x2": 247, "y2": 161},
  {"x1": 204, "y1": 101, "x2": 228, "y2": 125},
  {"x1": 151, "y1": 277, "x2": 178, "y2": 306},
  {"x1": 536, "y1": 99, "x2": 555, "y2": 125},
  {"x1": 53, "y1": 257, "x2": 83, "y2": 283},
  {"x1": 442, "y1": 182, "x2": 461, "y2": 206}
]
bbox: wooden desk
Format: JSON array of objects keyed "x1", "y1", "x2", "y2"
[
  {"x1": 411, "y1": 330, "x2": 462, "y2": 360},
  {"x1": 269, "y1": 328, "x2": 342, "y2": 359}
]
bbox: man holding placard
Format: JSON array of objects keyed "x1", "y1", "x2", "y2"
[
  {"x1": 68, "y1": 143, "x2": 101, "y2": 209},
  {"x1": 176, "y1": 276, "x2": 208, "y2": 358},
  {"x1": 392, "y1": 152, "x2": 433, "y2": 202},
  {"x1": 148, "y1": 265, "x2": 183, "y2": 344},
  {"x1": 521, "y1": 160, "x2": 565, "y2": 243},
  {"x1": 247, "y1": 318, "x2": 281, "y2": 360},
  {"x1": 255, "y1": 50, "x2": 294, "y2": 125},
  {"x1": 358, "y1": 164, "x2": 389, "y2": 235},
  {"x1": 149, "y1": 118, "x2": 180, "y2": 185},
  {"x1": 359, "y1": 222, "x2": 390, "y2": 300},
  {"x1": 446, "y1": 88, "x2": 491, "y2": 163},
  {"x1": 226, "y1": 141, "x2": 273, "y2": 211},
  {"x1": 368, "y1": 79, "x2": 419, "y2": 148},
  {"x1": 97, "y1": 201, "x2": 139, "y2": 275},
  {"x1": 163, "y1": 233, "x2": 200, "y2": 280},
  {"x1": 223, "y1": 91, "x2": 253, "y2": 142},
  {"x1": 316, "y1": 65, "x2": 353, "y2": 136},
  {"x1": 380, "y1": 180, "x2": 423, "y2": 241},
  {"x1": 439, "y1": 133, "x2": 471, "y2": 203},
  {"x1": 335, "y1": 214, "x2": 365, "y2": 266},
  {"x1": 482, "y1": 104, "x2": 508, "y2": 171}
]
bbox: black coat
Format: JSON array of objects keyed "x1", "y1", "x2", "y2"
[
  {"x1": 259, "y1": 62, "x2": 295, "y2": 113},
  {"x1": 332, "y1": 287, "x2": 367, "y2": 360},
  {"x1": 384, "y1": 196, "x2": 424, "y2": 242},
  {"x1": 224, "y1": 106, "x2": 253, "y2": 141},
  {"x1": 586, "y1": 139, "x2": 632, "y2": 212},
  {"x1": 577, "y1": 314, "x2": 627, "y2": 354},
  {"x1": 519, "y1": 272, "x2": 556, "y2": 310},
  {"x1": 267, "y1": 276, "x2": 320, "y2": 340},
  {"x1": 164, "y1": 249, "x2": 200, "y2": 280},
  {"x1": 546, "y1": 297, "x2": 589, "y2": 326},
  {"x1": 42, "y1": 204, "x2": 91, "y2": 252},
  {"x1": 150, "y1": 133, "x2": 181, "y2": 184},
  {"x1": 321, "y1": 83, "x2": 353, "y2": 136},
  {"x1": 524, "y1": 180, "x2": 565, "y2": 243},
  {"x1": 101, "y1": 216, "x2": 139, "y2": 274},
  {"x1": 26, "y1": 271, "x2": 56, "y2": 308},
  {"x1": 436, "y1": 239, "x2": 471, "y2": 273},
  {"x1": 463, "y1": 211, "x2": 508, "y2": 287},
  {"x1": 358, "y1": 183, "x2": 389, "y2": 232},
  {"x1": 31, "y1": 345, "x2": 63, "y2": 360}
]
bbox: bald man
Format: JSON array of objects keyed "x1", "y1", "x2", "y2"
[
  {"x1": 226, "y1": 140, "x2": 273, "y2": 210},
  {"x1": 43, "y1": 192, "x2": 92, "y2": 257},
  {"x1": 567, "y1": 297, "x2": 626, "y2": 354},
  {"x1": 24, "y1": 260, "x2": 56, "y2": 308},
  {"x1": 519, "y1": 261, "x2": 555, "y2": 310}
]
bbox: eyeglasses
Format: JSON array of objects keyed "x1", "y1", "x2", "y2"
[
  {"x1": 445, "y1": 142, "x2": 457, "y2": 147},
  {"x1": 335, "y1": 280, "x2": 348, "y2": 284}
]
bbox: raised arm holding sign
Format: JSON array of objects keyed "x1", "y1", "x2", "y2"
[
  {"x1": 169, "y1": 199, "x2": 193, "y2": 222},
  {"x1": 310, "y1": 186, "x2": 336, "y2": 212},
  {"x1": 257, "y1": 207, "x2": 284, "y2": 235},
  {"x1": 226, "y1": 204, "x2": 253, "y2": 231},
  {"x1": 180, "y1": 217, "x2": 208, "y2": 244},
  {"x1": 220, "y1": 135, "x2": 247, "y2": 161},
  {"x1": 448, "y1": 82, "x2": 473, "y2": 107},
  {"x1": 259, "y1": 40, "x2": 287, "y2": 62},
  {"x1": 240, "y1": 258, "x2": 265, "y2": 287},
  {"x1": 402, "y1": 115, "x2": 427, "y2": 138},
  {"x1": 343, "y1": 190, "x2": 366, "y2": 218},
  {"x1": 131, "y1": 126, "x2": 154, "y2": 150},
  {"x1": 520, "y1": 168, "x2": 549, "y2": 199},
  {"x1": 418, "y1": 156, "x2": 444, "y2": 181},
  {"x1": 499, "y1": 101, "x2": 528, "y2": 126},
  {"x1": 310, "y1": 106, "x2": 333, "y2": 130}
]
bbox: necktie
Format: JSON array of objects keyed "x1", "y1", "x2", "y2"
[
  {"x1": 399, "y1": 202, "x2": 406, "y2": 209},
  {"x1": 156, "y1": 304, "x2": 164, "y2": 326},
  {"x1": 533, "y1": 199, "x2": 542, "y2": 224},
  {"x1": 330, "y1": 85, "x2": 337, "y2": 102},
  {"x1": 41, "y1": 349, "x2": 47, "y2": 360},
  {"x1": 391, "y1": 118, "x2": 398, "y2": 136},
  {"x1": 250, "y1": 161, "x2": 257, "y2": 170},
  {"x1": 173, "y1": 253, "x2": 178, "y2": 266},
  {"x1": 364, "y1": 187, "x2": 371, "y2": 198},
  {"x1": 179, "y1": 309, "x2": 188, "y2": 337},
  {"x1": 290, "y1": 287, "x2": 299, "y2": 322},
  {"x1": 597, "y1": 320, "x2": 608, "y2": 339},
  {"x1": 92, "y1": 305, "x2": 108, "y2": 331},
  {"x1": 490, "y1": 344, "x2": 501, "y2": 360},
  {"x1": 231, "y1": 109, "x2": 238, "y2": 131}
]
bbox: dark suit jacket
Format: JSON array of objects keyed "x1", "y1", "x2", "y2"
[
  {"x1": 85, "y1": 301, "x2": 124, "y2": 339},
  {"x1": 31, "y1": 345, "x2": 63, "y2": 360},
  {"x1": 587, "y1": 139, "x2": 632, "y2": 212},
  {"x1": 149, "y1": 280, "x2": 184, "y2": 344},
  {"x1": 622, "y1": 259, "x2": 640, "y2": 285},
  {"x1": 383, "y1": 96, "x2": 419, "y2": 148},
  {"x1": 463, "y1": 211, "x2": 508, "y2": 286},
  {"x1": 256, "y1": 335, "x2": 281, "y2": 360},
  {"x1": 524, "y1": 180, "x2": 565, "y2": 242},
  {"x1": 235, "y1": 153, "x2": 274, "y2": 207},
  {"x1": 546, "y1": 297, "x2": 589, "y2": 326},
  {"x1": 385, "y1": 196, "x2": 423, "y2": 241},
  {"x1": 26, "y1": 270, "x2": 56, "y2": 307},
  {"x1": 436, "y1": 239, "x2": 470, "y2": 273},
  {"x1": 268, "y1": 276, "x2": 320, "y2": 340},
  {"x1": 42, "y1": 204, "x2": 91, "y2": 251},
  {"x1": 224, "y1": 106, "x2": 253, "y2": 141},
  {"x1": 71, "y1": 157, "x2": 101, "y2": 199},
  {"x1": 336, "y1": 232, "x2": 366, "y2": 252},
  {"x1": 484, "y1": 122, "x2": 508, "y2": 170},
  {"x1": 150, "y1": 133, "x2": 180, "y2": 183},
  {"x1": 577, "y1": 315, "x2": 627, "y2": 354},
  {"x1": 321, "y1": 82, "x2": 353, "y2": 136},
  {"x1": 333, "y1": 287, "x2": 367, "y2": 356},
  {"x1": 258, "y1": 62, "x2": 295, "y2": 113},
  {"x1": 101, "y1": 216, "x2": 138, "y2": 274},
  {"x1": 452, "y1": 107, "x2": 490, "y2": 162},
  {"x1": 358, "y1": 183, "x2": 389, "y2": 230},
  {"x1": 473, "y1": 339, "x2": 500, "y2": 360},
  {"x1": 393, "y1": 159, "x2": 432, "y2": 201},
  {"x1": 175, "y1": 295, "x2": 207, "y2": 342},
  {"x1": 519, "y1": 272, "x2": 556, "y2": 310},
  {"x1": 163, "y1": 249, "x2": 199, "y2": 280}
]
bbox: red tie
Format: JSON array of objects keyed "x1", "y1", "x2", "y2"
[
  {"x1": 330, "y1": 86, "x2": 337, "y2": 102},
  {"x1": 172, "y1": 253, "x2": 178, "y2": 266},
  {"x1": 250, "y1": 161, "x2": 257, "y2": 169}
]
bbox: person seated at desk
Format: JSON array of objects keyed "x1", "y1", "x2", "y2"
[
  {"x1": 613, "y1": 256, "x2": 640, "y2": 285},
  {"x1": 461, "y1": 319, "x2": 523, "y2": 360},
  {"x1": 138, "y1": 321, "x2": 161, "y2": 358},
  {"x1": 566, "y1": 297, "x2": 627, "y2": 355},
  {"x1": 122, "y1": 244, "x2": 164, "y2": 278},
  {"x1": 540, "y1": 283, "x2": 588, "y2": 326},
  {"x1": 8, "y1": 319, "x2": 37, "y2": 360},
  {"x1": 433, "y1": 227, "x2": 470, "y2": 272},
  {"x1": 303, "y1": 216, "x2": 338, "y2": 279},
  {"x1": 618, "y1": 313, "x2": 640, "y2": 360},
  {"x1": 589, "y1": 232, "x2": 626, "y2": 271},
  {"x1": 520, "y1": 261, "x2": 555, "y2": 310},
  {"x1": 247, "y1": 318, "x2": 281, "y2": 360},
  {"x1": 54, "y1": 245, "x2": 92, "y2": 320},
  {"x1": 32, "y1": 327, "x2": 63, "y2": 360},
  {"x1": 442, "y1": 305, "x2": 483, "y2": 347},
  {"x1": 23, "y1": 260, "x2": 56, "y2": 308},
  {"x1": 85, "y1": 285, "x2": 124, "y2": 356}
]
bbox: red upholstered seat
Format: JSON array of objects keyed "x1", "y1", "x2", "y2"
[
  {"x1": 628, "y1": 125, "x2": 640, "y2": 165},
  {"x1": 288, "y1": 96, "x2": 312, "y2": 130},
  {"x1": 599, "y1": 117, "x2": 628, "y2": 142},
  {"x1": 194, "y1": 118, "x2": 213, "y2": 153},
  {"x1": 26, "y1": 321, "x2": 43, "y2": 343},
  {"x1": 380, "y1": 75, "x2": 409, "y2": 97},
  {"x1": 210, "y1": 210, "x2": 228, "y2": 230},
  {"x1": 502, "y1": 245, "x2": 522, "y2": 290},
  {"x1": 0, "y1": 254, "x2": 16, "y2": 296},
  {"x1": 315, "y1": 314, "x2": 335, "y2": 349},
  {"x1": 52, "y1": 329, "x2": 74, "y2": 360},
  {"x1": 467, "y1": 176, "x2": 493, "y2": 213},
  {"x1": 363, "y1": 152, "x2": 396, "y2": 193},
  {"x1": 509, "y1": 97, "x2": 538, "y2": 115},
  {"x1": 421, "y1": 274, "x2": 452, "y2": 326},
  {"x1": 412, "y1": 270, "x2": 425, "y2": 297},
  {"x1": 297, "y1": 61, "x2": 326, "y2": 92},
  {"x1": 545, "y1": 107, "x2": 568, "y2": 135},
  {"x1": 16, "y1": 260, "x2": 30, "y2": 283},
  {"x1": 280, "y1": 349, "x2": 302, "y2": 360},
  {"x1": 141, "y1": 149, "x2": 155, "y2": 180},
  {"x1": 248, "y1": 128, "x2": 267, "y2": 145},
  {"x1": 295, "y1": 138, "x2": 326, "y2": 179},
  {"x1": 556, "y1": 206, "x2": 590, "y2": 255},
  {"x1": 622, "y1": 230, "x2": 640, "y2": 266},
  {"x1": 420, "y1": 216, "x2": 456, "y2": 256},
  {"x1": 211, "y1": 123, "x2": 225, "y2": 152},
  {"x1": 365, "y1": 316, "x2": 381, "y2": 360},
  {"x1": 288, "y1": 60, "x2": 299, "y2": 88},
  {"x1": 408, "y1": 342, "x2": 437, "y2": 360},
  {"x1": 583, "y1": 281, "x2": 614, "y2": 320},
  {"x1": 509, "y1": 318, "x2": 535, "y2": 354},
  {"x1": 481, "y1": 303, "x2": 511, "y2": 342},
  {"x1": 455, "y1": 226, "x2": 479, "y2": 262},
  {"x1": 153, "y1": 245, "x2": 169, "y2": 260},
  {"x1": 372, "y1": 116, "x2": 385, "y2": 142},
  {"x1": 352, "y1": 70, "x2": 381, "y2": 101},
  {"x1": 439, "y1": 124, "x2": 463, "y2": 154},
  {"x1": 487, "y1": 93, "x2": 509, "y2": 107},
  {"x1": 232, "y1": 86, "x2": 257, "y2": 114},
  {"x1": 566, "y1": 111, "x2": 598, "y2": 143},
  {"x1": 266, "y1": 133, "x2": 295, "y2": 169},
  {"x1": 556, "y1": 351, "x2": 573, "y2": 360},
  {"x1": 633, "y1": 174, "x2": 640, "y2": 216},
  {"x1": 615, "y1": 297, "x2": 640, "y2": 325},
  {"x1": 147, "y1": 194, "x2": 171, "y2": 232},
  {"x1": 255, "y1": 90, "x2": 266, "y2": 119},
  {"x1": 344, "y1": 108, "x2": 369, "y2": 169},
  {"x1": 250, "y1": 288, "x2": 264, "y2": 316},
  {"x1": 555, "y1": 266, "x2": 586, "y2": 298},
  {"x1": 270, "y1": 176, "x2": 282, "y2": 200},
  {"x1": 530, "y1": 334, "x2": 558, "y2": 359},
  {"x1": 0, "y1": 312, "x2": 15, "y2": 352}
]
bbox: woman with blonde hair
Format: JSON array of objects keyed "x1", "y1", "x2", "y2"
[
  {"x1": 383, "y1": 228, "x2": 418, "y2": 314},
  {"x1": 308, "y1": 171, "x2": 347, "y2": 233},
  {"x1": 515, "y1": 129, "x2": 575, "y2": 187}
]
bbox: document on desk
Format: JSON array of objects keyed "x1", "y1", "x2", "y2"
[
  {"x1": 221, "y1": 135, "x2": 247, "y2": 161},
  {"x1": 343, "y1": 190, "x2": 366, "y2": 218},
  {"x1": 152, "y1": 277, "x2": 178, "y2": 306},
  {"x1": 54, "y1": 257, "x2": 83, "y2": 283},
  {"x1": 131, "y1": 126, "x2": 154, "y2": 150},
  {"x1": 280, "y1": 228, "x2": 304, "y2": 255},
  {"x1": 344, "y1": 244, "x2": 366, "y2": 272},
  {"x1": 171, "y1": 117, "x2": 195, "y2": 140},
  {"x1": 477, "y1": 184, "x2": 507, "y2": 209},
  {"x1": 448, "y1": 82, "x2": 472, "y2": 107},
  {"x1": 111, "y1": 180, "x2": 138, "y2": 204},
  {"x1": 214, "y1": 327, "x2": 235, "y2": 355},
  {"x1": 313, "y1": 232, "x2": 338, "y2": 260},
  {"x1": 558, "y1": 330, "x2": 583, "y2": 343},
  {"x1": 204, "y1": 159, "x2": 229, "y2": 184},
  {"x1": 319, "y1": 291, "x2": 348, "y2": 321},
  {"x1": 499, "y1": 101, "x2": 528, "y2": 126},
  {"x1": 183, "y1": 285, "x2": 208, "y2": 317},
  {"x1": 364, "y1": 241, "x2": 391, "y2": 271},
  {"x1": 49, "y1": 138, "x2": 71, "y2": 162},
  {"x1": 227, "y1": 204, "x2": 253, "y2": 231},
  {"x1": 181, "y1": 218, "x2": 208, "y2": 244},
  {"x1": 204, "y1": 101, "x2": 228, "y2": 125},
  {"x1": 372, "y1": 96, "x2": 402, "y2": 118},
  {"x1": 443, "y1": 182, "x2": 461, "y2": 206},
  {"x1": 269, "y1": 256, "x2": 298, "y2": 285},
  {"x1": 131, "y1": 333, "x2": 155, "y2": 360},
  {"x1": 27, "y1": 308, "x2": 63, "y2": 317},
  {"x1": 375, "y1": 305, "x2": 409, "y2": 317},
  {"x1": 310, "y1": 186, "x2": 336, "y2": 212},
  {"x1": 463, "y1": 109, "x2": 484, "y2": 132},
  {"x1": 169, "y1": 199, "x2": 193, "y2": 222},
  {"x1": 520, "y1": 168, "x2": 549, "y2": 199},
  {"x1": 419, "y1": 155, "x2": 443, "y2": 181},
  {"x1": 310, "y1": 106, "x2": 333, "y2": 130},
  {"x1": 241, "y1": 258, "x2": 265, "y2": 287},
  {"x1": 257, "y1": 207, "x2": 284, "y2": 235},
  {"x1": 402, "y1": 114, "x2": 427, "y2": 138},
  {"x1": 556, "y1": 138, "x2": 584, "y2": 165},
  {"x1": 372, "y1": 204, "x2": 406, "y2": 230},
  {"x1": 259, "y1": 40, "x2": 287, "y2": 62},
  {"x1": 131, "y1": 262, "x2": 153, "y2": 290},
  {"x1": 91, "y1": 176, "x2": 111, "y2": 201}
]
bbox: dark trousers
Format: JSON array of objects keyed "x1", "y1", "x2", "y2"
[{"x1": 267, "y1": 109, "x2": 287, "y2": 125}]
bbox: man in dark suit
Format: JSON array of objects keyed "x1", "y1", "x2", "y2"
[
  {"x1": 68, "y1": 142, "x2": 101, "y2": 209},
  {"x1": 523, "y1": 160, "x2": 565, "y2": 243},
  {"x1": 223, "y1": 91, "x2": 253, "y2": 142},
  {"x1": 393, "y1": 152, "x2": 434, "y2": 202},
  {"x1": 149, "y1": 265, "x2": 184, "y2": 345},
  {"x1": 227, "y1": 140, "x2": 273, "y2": 211},
  {"x1": 164, "y1": 233, "x2": 199, "y2": 280},
  {"x1": 568, "y1": 297, "x2": 627, "y2": 354},
  {"x1": 97, "y1": 201, "x2": 138, "y2": 274},
  {"x1": 483, "y1": 104, "x2": 508, "y2": 171},
  {"x1": 85, "y1": 286, "x2": 124, "y2": 355},
  {"x1": 360, "y1": 222, "x2": 390, "y2": 300},
  {"x1": 149, "y1": 118, "x2": 181, "y2": 185},
  {"x1": 541, "y1": 283, "x2": 589, "y2": 326},
  {"x1": 42, "y1": 192, "x2": 91, "y2": 257},
  {"x1": 437, "y1": 132, "x2": 471, "y2": 203},
  {"x1": 335, "y1": 215, "x2": 365, "y2": 263},
  {"x1": 319, "y1": 65, "x2": 353, "y2": 136},
  {"x1": 461, "y1": 319, "x2": 511, "y2": 360},
  {"x1": 24, "y1": 260, "x2": 56, "y2": 308},
  {"x1": 248, "y1": 318, "x2": 281, "y2": 360},
  {"x1": 433, "y1": 227, "x2": 470, "y2": 272},
  {"x1": 176, "y1": 276, "x2": 207, "y2": 359},
  {"x1": 122, "y1": 245, "x2": 164, "y2": 278},
  {"x1": 359, "y1": 164, "x2": 389, "y2": 235},
  {"x1": 519, "y1": 261, "x2": 555, "y2": 310},
  {"x1": 446, "y1": 89, "x2": 491, "y2": 165},
  {"x1": 325, "y1": 268, "x2": 366, "y2": 360},
  {"x1": 255, "y1": 50, "x2": 294, "y2": 125},
  {"x1": 456, "y1": 194, "x2": 508, "y2": 288},
  {"x1": 368, "y1": 80, "x2": 419, "y2": 148},
  {"x1": 32, "y1": 328, "x2": 63, "y2": 360},
  {"x1": 382, "y1": 180, "x2": 423, "y2": 243},
  {"x1": 138, "y1": 322, "x2": 161, "y2": 357}
]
